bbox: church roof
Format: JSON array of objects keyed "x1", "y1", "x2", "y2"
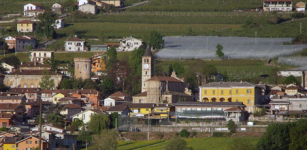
[
  {"x1": 147, "y1": 76, "x2": 183, "y2": 82},
  {"x1": 143, "y1": 46, "x2": 152, "y2": 57}
]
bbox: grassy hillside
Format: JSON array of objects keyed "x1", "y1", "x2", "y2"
[
  {"x1": 127, "y1": 0, "x2": 307, "y2": 12},
  {"x1": 117, "y1": 137, "x2": 260, "y2": 150}
]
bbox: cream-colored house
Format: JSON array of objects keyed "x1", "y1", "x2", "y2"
[
  {"x1": 30, "y1": 49, "x2": 54, "y2": 64},
  {"x1": 263, "y1": 0, "x2": 293, "y2": 12},
  {"x1": 296, "y1": 2, "x2": 306, "y2": 11},
  {"x1": 79, "y1": 3, "x2": 97, "y2": 14},
  {"x1": 71, "y1": 109, "x2": 104, "y2": 124}
]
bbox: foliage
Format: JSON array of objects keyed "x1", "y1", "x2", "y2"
[
  {"x1": 201, "y1": 64, "x2": 218, "y2": 82},
  {"x1": 205, "y1": 118, "x2": 211, "y2": 124},
  {"x1": 35, "y1": 11, "x2": 57, "y2": 39},
  {"x1": 109, "y1": 112, "x2": 119, "y2": 129},
  {"x1": 106, "y1": 46, "x2": 117, "y2": 69},
  {"x1": 72, "y1": 78, "x2": 84, "y2": 89},
  {"x1": 195, "y1": 118, "x2": 200, "y2": 123},
  {"x1": 164, "y1": 137, "x2": 193, "y2": 150},
  {"x1": 227, "y1": 119, "x2": 237, "y2": 133},
  {"x1": 212, "y1": 132, "x2": 224, "y2": 137},
  {"x1": 290, "y1": 13, "x2": 305, "y2": 19},
  {"x1": 168, "y1": 62, "x2": 185, "y2": 76},
  {"x1": 58, "y1": 78, "x2": 73, "y2": 89},
  {"x1": 184, "y1": 119, "x2": 190, "y2": 124},
  {"x1": 62, "y1": 0, "x2": 76, "y2": 13},
  {"x1": 253, "y1": 108, "x2": 266, "y2": 117},
  {"x1": 299, "y1": 49, "x2": 307, "y2": 56},
  {"x1": 0, "y1": 126, "x2": 8, "y2": 131},
  {"x1": 255, "y1": 122, "x2": 294, "y2": 150},
  {"x1": 129, "y1": 45, "x2": 146, "y2": 75},
  {"x1": 71, "y1": 118, "x2": 85, "y2": 129},
  {"x1": 292, "y1": 34, "x2": 307, "y2": 44},
  {"x1": 289, "y1": 119, "x2": 307, "y2": 150},
  {"x1": 228, "y1": 138, "x2": 254, "y2": 150},
  {"x1": 88, "y1": 113, "x2": 110, "y2": 134},
  {"x1": 98, "y1": 78, "x2": 115, "y2": 97},
  {"x1": 46, "y1": 113, "x2": 65, "y2": 126},
  {"x1": 283, "y1": 75, "x2": 298, "y2": 85},
  {"x1": 148, "y1": 30, "x2": 163, "y2": 49},
  {"x1": 83, "y1": 79, "x2": 96, "y2": 89},
  {"x1": 91, "y1": 129, "x2": 119, "y2": 150},
  {"x1": 39, "y1": 70, "x2": 55, "y2": 90},
  {"x1": 35, "y1": 115, "x2": 45, "y2": 124},
  {"x1": 215, "y1": 44, "x2": 224, "y2": 58},
  {"x1": 179, "y1": 129, "x2": 190, "y2": 138},
  {"x1": 0, "y1": 55, "x2": 20, "y2": 67}
]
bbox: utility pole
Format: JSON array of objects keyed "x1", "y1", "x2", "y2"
[
  {"x1": 147, "y1": 112, "x2": 150, "y2": 141},
  {"x1": 38, "y1": 103, "x2": 43, "y2": 150},
  {"x1": 86, "y1": 140, "x2": 88, "y2": 150},
  {"x1": 300, "y1": 23, "x2": 302, "y2": 34},
  {"x1": 115, "y1": 118, "x2": 117, "y2": 129}
]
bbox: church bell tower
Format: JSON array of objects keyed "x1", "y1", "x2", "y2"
[{"x1": 141, "y1": 46, "x2": 154, "y2": 92}]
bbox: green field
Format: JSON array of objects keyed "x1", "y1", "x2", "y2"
[
  {"x1": 117, "y1": 137, "x2": 260, "y2": 150},
  {"x1": 127, "y1": 0, "x2": 307, "y2": 12}
]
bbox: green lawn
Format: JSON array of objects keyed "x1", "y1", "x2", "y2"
[{"x1": 118, "y1": 137, "x2": 260, "y2": 150}]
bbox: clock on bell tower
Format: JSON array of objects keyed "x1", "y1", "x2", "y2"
[{"x1": 142, "y1": 46, "x2": 154, "y2": 92}]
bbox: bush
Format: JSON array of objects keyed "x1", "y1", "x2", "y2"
[
  {"x1": 205, "y1": 118, "x2": 211, "y2": 124},
  {"x1": 189, "y1": 131, "x2": 197, "y2": 138},
  {"x1": 0, "y1": 126, "x2": 8, "y2": 131},
  {"x1": 227, "y1": 119, "x2": 237, "y2": 133},
  {"x1": 195, "y1": 118, "x2": 200, "y2": 123},
  {"x1": 185, "y1": 119, "x2": 190, "y2": 123},
  {"x1": 179, "y1": 129, "x2": 190, "y2": 138},
  {"x1": 212, "y1": 132, "x2": 224, "y2": 137},
  {"x1": 228, "y1": 138, "x2": 253, "y2": 150},
  {"x1": 165, "y1": 137, "x2": 193, "y2": 150}
]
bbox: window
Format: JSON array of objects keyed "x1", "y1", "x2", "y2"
[
  {"x1": 35, "y1": 140, "x2": 39, "y2": 144},
  {"x1": 146, "y1": 108, "x2": 149, "y2": 111},
  {"x1": 247, "y1": 89, "x2": 251, "y2": 93},
  {"x1": 139, "y1": 99, "x2": 141, "y2": 103},
  {"x1": 213, "y1": 90, "x2": 215, "y2": 94},
  {"x1": 236, "y1": 89, "x2": 238, "y2": 94},
  {"x1": 26, "y1": 141, "x2": 32, "y2": 144},
  {"x1": 68, "y1": 42, "x2": 72, "y2": 45},
  {"x1": 31, "y1": 84, "x2": 34, "y2": 88},
  {"x1": 221, "y1": 90, "x2": 223, "y2": 95},
  {"x1": 11, "y1": 145, "x2": 15, "y2": 148},
  {"x1": 26, "y1": 148, "x2": 31, "y2": 150},
  {"x1": 248, "y1": 99, "x2": 250, "y2": 104},
  {"x1": 24, "y1": 85, "x2": 27, "y2": 88},
  {"x1": 204, "y1": 90, "x2": 207, "y2": 94},
  {"x1": 236, "y1": 99, "x2": 238, "y2": 102},
  {"x1": 229, "y1": 90, "x2": 232, "y2": 94},
  {"x1": 299, "y1": 104, "x2": 302, "y2": 108}
]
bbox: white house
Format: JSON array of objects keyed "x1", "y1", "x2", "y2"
[
  {"x1": 60, "y1": 104, "x2": 84, "y2": 118},
  {"x1": 23, "y1": 3, "x2": 44, "y2": 17},
  {"x1": 64, "y1": 35, "x2": 86, "y2": 52},
  {"x1": 106, "y1": 105, "x2": 131, "y2": 117},
  {"x1": 31, "y1": 123, "x2": 65, "y2": 133},
  {"x1": 71, "y1": 109, "x2": 104, "y2": 124},
  {"x1": 104, "y1": 91, "x2": 131, "y2": 106},
  {"x1": 79, "y1": 3, "x2": 97, "y2": 14},
  {"x1": 52, "y1": 3, "x2": 62, "y2": 14},
  {"x1": 119, "y1": 37, "x2": 142, "y2": 51},
  {"x1": 278, "y1": 70, "x2": 302, "y2": 77},
  {"x1": 263, "y1": 0, "x2": 293, "y2": 12},
  {"x1": 296, "y1": 2, "x2": 306, "y2": 11},
  {"x1": 78, "y1": 0, "x2": 96, "y2": 6},
  {"x1": 1, "y1": 62, "x2": 15, "y2": 73},
  {"x1": 30, "y1": 49, "x2": 54, "y2": 64},
  {"x1": 52, "y1": 19, "x2": 65, "y2": 29}
]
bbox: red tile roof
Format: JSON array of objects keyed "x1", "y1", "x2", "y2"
[
  {"x1": 17, "y1": 20, "x2": 34, "y2": 24},
  {"x1": 66, "y1": 37, "x2": 85, "y2": 42},
  {"x1": 28, "y1": 3, "x2": 43, "y2": 7},
  {"x1": 224, "y1": 107, "x2": 245, "y2": 112},
  {"x1": 0, "y1": 113, "x2": 13, "y2": 119},
  {"x1": 147, "y1": 76, "x2": 183, "y2": 82},
  {"x1": 7, "y1": 70, "x2": 60, "y2": 75},
  {"x1": 109, "y1": 91, "x2": 130, "y2": 97},
  {"x1": 107, "y1": 105, "x2": 129, "y2": 112},
  {"x1": 20, "y1": 62, "x2": 51, "y2": 68},
  {"x1": 134, "y1": 91, "x2": 147, "y2": 97},
  {"x1": 24, "y1": 9, "x2": 45, "y2": 12},
  {"x1": 63, "y1": 104, "x2": 82, "y2": 109},
  {"x1": 0, "y1": 104, "x2": 21, "y2": 110}
]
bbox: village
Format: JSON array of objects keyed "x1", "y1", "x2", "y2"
[{"x1": 1, "y1": 0, "x2": 307, "y2": 150}]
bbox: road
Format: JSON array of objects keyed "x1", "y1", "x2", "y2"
[
  {"x1": 41, "y1": 39, "x2": 58, "y2": 48},
  {"x1": 124, "y1": 0, "x2": 149, "y2": 9}
]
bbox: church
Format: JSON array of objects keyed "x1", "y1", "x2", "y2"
[{"x1": 132, "y1": 47, "x2": 192, "y2": 104}]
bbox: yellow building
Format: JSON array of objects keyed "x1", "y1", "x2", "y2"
[
  {"x1": 92, "y1": 55, "x2": 106, "y2": 74},
  {"x1": 127, "y1": 103, "x2": 155, "y2": 117},
  {"x1": 52, "y1": 93, "x2": 66, "y2": 104},
  {"x1": 17, "y1": 20, "x2": 35, "y2": 33},
  {"x1": 2, "y1": 136, "x2": 22, "y2": 150},
  {"x1": 151, "y1": 104, "x2": 174, "y2": 119},
  {"x1": 199, "y1": 82, "x2": 263, "y2": 112}
]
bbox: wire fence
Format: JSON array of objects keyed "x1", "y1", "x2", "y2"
[{"x1": 156, "y1": 36, "x2": 307, "y2": 60}]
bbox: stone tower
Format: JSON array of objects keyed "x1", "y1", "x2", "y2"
[
  {"x1": 74, "y1": 58, "x2": 92, "y2": 80},
  {"x1": 141, "y1": 46, "x2": 154, "y2": 92}
]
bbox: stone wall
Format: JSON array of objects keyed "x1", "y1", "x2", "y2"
[{"x1": 4, "y1": 74, "x2": 62, "y2": 88}]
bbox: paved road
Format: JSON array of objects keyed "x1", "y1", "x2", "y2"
[
  {"x1": 124, "y1": 0, "x2": 149, "y2": 9},
  {"x1": 41, "y1": 39, "x2": 58, "y2": 48}
]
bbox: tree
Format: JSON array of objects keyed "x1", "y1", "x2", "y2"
[
  {"x1": 228, "y1": 138, "x2": 253, "y2": 150},
  {"x1": 255, "y1": 122, "x2": 294, "y2": 150},
  {"x1": 83, "y1": 79, "x2": 96, "y2": 89},
  {"x1": 71, "y1": 118, "x2": 85, "y2": 131},
  {"x1": 129, "y1": 45, "x2": 146, "y2": 75},
  {"x1": 109, "y1": 112, "x2": 119, "y2": 129},
  {"x1": 99, "y1": 78, "x2": 115, "y2": 97},
  {"x1": 148, "y1": 30, "x2": 164, "y2": 49},
  {"x1": 92, "y1": 129, "x2": 119, "y2": 150},
  {"x1": 46, "y1": 113, "x2": 65, "y2": 126},
  {"x1": 253, "y1": 108, "x2": 266, "y2": 117},
  {"x1": 62, "y1": 0, "x2": 76, "y2": 13},
  {"x1": 179, "y1": 129, "x2": 190, "y2": 138},
  {"x1": 106, "y1": 46, "x2": 117, "y2": 69},
  {"x1": 215, "y1": 44, "x2": 224, "y2": 58},
  {"x1": 283, "y1": 75, "x2": 297, "y2": 85},
  {"x1": 88, "y1": 113, "x2": 110, "y2": 134},
  {"x1": 72, "y1": 78, "x2": 84, "y2": 89},
  {"x1": 169, "y1": 62, "x2": 185, "y2": 76},
  {"x1": 0, "y1": 126, "x2": 8, "y2": 131},
  {"x1": 59, "y1": 78, "x2": 73, "y2": 89},
  {"x1": 39, "y1": 70, "x2": 55, "y2": 90},
  {"x1": 35, "y1": 11, "x2": 57, "y2": 39},
  {"x1": 200, "y1": 64, "x2": 218, "y2": 83},
  {"x1": 227, "y1": 119, "x2": 237, "y2": 133},
  {"x1": 0, "y1": 56, "x2": 20, "y2": 67},
  {"x1": 3, "y1": 42, "x2": 8, "y2": 55},
  {"x1": 289, "y1": 119, "x2": 307, "y2": 150},
  {"x1": 164, "y1": 137, "x2": 193, "y2": 150}
]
